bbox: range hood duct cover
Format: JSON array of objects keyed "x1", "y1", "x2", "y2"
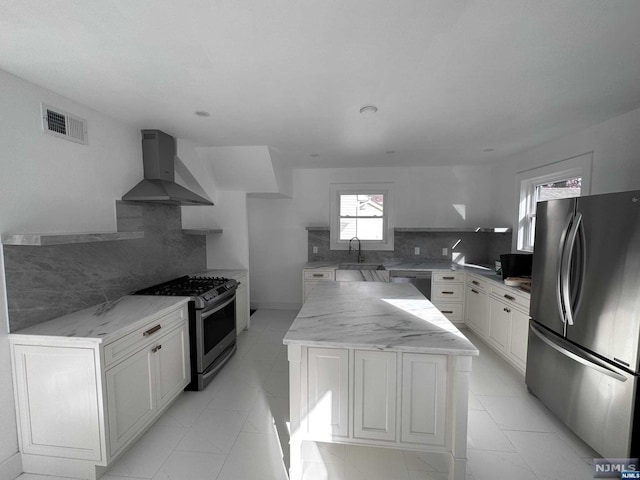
[{"x1": 122, "y1": 129, "x2": 213, "y2": 206}]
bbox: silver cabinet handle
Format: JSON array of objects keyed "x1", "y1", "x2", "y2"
[
  {"x1": 442, "y1": 291, "x2": 454, "y2": 295},
  {"x1": 312, "y1": 273, "x2": 324, "y2": 277},
  {"x1": 503, "y1": 294, "x2": 516, "y2": 302},
  {"x1": 472, "y1": 280, "x2": 480, "y2": 286},
  {"x1": 471, "y1": 289, "x2": 479, "y2": 294},
  {"x1": 143, "y1": 324, "x2": 162, "y2": 337},
  {"x1": 504, "y1": 307, "x2": 511, "y2": 313},
  {"x1": 151, "y1": 345, "x2": 162, "y2": 353},
  {"x1": 442, "y1": 276, "x2": 455, "y2": 280}
]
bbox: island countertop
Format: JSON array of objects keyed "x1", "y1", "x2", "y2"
[{"x1": 284, "y1": 281, "x2": 479, "y2": 356}]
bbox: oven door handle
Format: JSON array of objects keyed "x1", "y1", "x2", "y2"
[{"x1": 200, "y1": 294, "x2": 236, "y2": 320}]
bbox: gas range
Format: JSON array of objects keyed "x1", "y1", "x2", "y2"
[
  {"x1": 133, "y1": 274, "x2": 240, "y2": 390},
  {"x1": 134, "y1": 275, "x2": 238, "y2": 310}
]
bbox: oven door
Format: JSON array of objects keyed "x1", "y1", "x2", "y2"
[{"x1": 196, "y1": 293, "x2": 237, "y2": 373}]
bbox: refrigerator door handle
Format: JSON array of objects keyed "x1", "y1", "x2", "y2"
[
  {"x1": 530, "y1": 323, "x2": 627, "y2": 382},
  {"x1": 556, "y1": 213, "x2": 573, "y2": 327},
  {"x1": 560, "y1": 212, "x2": 582, "y2": 326}
]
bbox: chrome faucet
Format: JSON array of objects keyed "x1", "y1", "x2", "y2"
[{"x1": 348, "y1": 237, "x2": 365, "y2": 263}]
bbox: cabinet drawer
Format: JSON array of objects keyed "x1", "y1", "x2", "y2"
[
  {"x1": 432, "y1": 302, "x2": 463, "y2": 322},
  {"x1": 466, "y1": 275, "x2": 489, "y2": 291},
  {"x1": 432, "y1": 283, "x2": 464, "y2": 302},
  {"x1": 104, "y1": 305, "x2": 187, "y2": 368},
  {"x1": 432, "y1": 271, "x2": 463, "y2": 283},
  {"x1": 490, "y1": 285, "x2": 530, "y2": 311},
  {"x1": 304, "y1": 269, "x2": 335, "y2": 280}
]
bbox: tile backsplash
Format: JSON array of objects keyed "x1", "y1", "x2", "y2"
[
  {"x1": 307, "y1": 229, "x2": 512, "y2": 266},
  {"x1": 4, "y1": 201, "x2": 207, "y2": 332}
]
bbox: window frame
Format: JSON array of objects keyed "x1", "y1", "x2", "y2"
[
  {"x1": 515, "y1": 152, "x2": 592, "y2": 253},
  {"x1": 330, "y1": 183, "x2": 395, "y2": 251}
]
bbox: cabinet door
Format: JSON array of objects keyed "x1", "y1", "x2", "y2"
[
  {"x1": 487, "y1": 297, "x2": 510, "y2": 353},
  {"x1": 354, "y1": 350, "x2": 397, "y2": 441},
  {"x1": 155, "y1": 323, "x2": 190, "y2": 411},
  {"x1": 12, "y1": 345, "x2": 104, "y2": 461},
  {"x1": 106, "y1": 347, "x2": 155, "y2": 457},
  {"x1": 401, "y1": 353, "x2": 448, "y2": 446},
  {"x1": 235, "y1": 282, "x2": 249, "y2": 332},
  {"x1": 306, "y1": 347, "x2": 349, "y2": 437},
  {"x1": 465, "y1": 285, "x2": 487, "y2": 336},
  {"x1": 508, "y1": 308, "x2": 530, "y2": 373}
]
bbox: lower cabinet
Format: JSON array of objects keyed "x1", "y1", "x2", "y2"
[
  {"x1": 401, "y1": 353, "x2": 447, "y2": 446},
  {"x1": 306, "y1": 347, "x2": 349, "y2": 437},
  {"x1": 354, "y1": 350, "x2": 397, "y2": 441},
  {"x1": 487, "y1": 296, "x2": 511, "y2": 354},
  {"x1": 464, "y1": 283, "x2": 488, "y2": 337},
  {"x1": 481, "y1": 285, "x2": 530, "y2": 375},
  {"x1": 303, "y1": 347, "x2": 447, "y2": 447},
  {"x1": 10, "y1": 302, "x2": 190, "y2": 479}
]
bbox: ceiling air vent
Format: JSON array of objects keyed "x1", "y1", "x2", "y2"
[{"x1": 41, "y1": 103, "x2": 88, "y2": 145}]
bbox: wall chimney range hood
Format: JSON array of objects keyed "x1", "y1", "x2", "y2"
[{"x1": 122, "y1": 129, "x2": 213, "y2": 206}]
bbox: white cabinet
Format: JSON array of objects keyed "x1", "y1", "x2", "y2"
[
  {"x1": 306, "y1": 347, "x2": 349, "y2": 438},
  {"x1": 10, "y1": 302, "x2": 190, "y2": 479},
  {"x1": 432, "y1": 270, "x2": 465, "y2": 325},
  {"x1": 354, "y1": 350, "x2": 397, "y2": 441},
  {"x1": 464, "y1": 275, "x2": 488, "y2": 337},
  {"x1": 301, "y1": 347, "x2": 448, "y2": 447},
  {"x1": 463, "y1": 273, "x2": 531, "y2": 376},
  {"x1": 401, "y1": 353, "x2": 448, "y2": 446},
  {"x1": 302, "y1": 268, "x2": 335, "y2": 303},
  {"x1": 487, "y1": 284, "x2": 530, "y2": 375},
  {"x1": 487, "y1": 295, "x2": 511, "y2": 353},
  {"x1": 507, "y1": 308, "x2": 530, "y2": 372},
  {"x1": 11, "y1": 344, "x2": 105, "y2": 462}
]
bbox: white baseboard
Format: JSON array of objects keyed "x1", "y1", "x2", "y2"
[
  {"x1": 250, "y1": 301, "x2": 301, "y2": 311},
  {"x1": 0, "y1": 452, "x2": 22, "y2": 480}
]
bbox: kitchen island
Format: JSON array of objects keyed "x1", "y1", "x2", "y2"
[{"x1": 283, "y1": 281, "x2": 478, "y2": 480}]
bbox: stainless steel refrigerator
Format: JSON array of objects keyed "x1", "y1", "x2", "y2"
[{"x1": 526, "y1": 189, "x2": 640, "y2": 458}]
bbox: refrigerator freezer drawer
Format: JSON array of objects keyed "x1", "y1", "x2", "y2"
[{"x1": 526, "y1": 322, "x2": 638, "y2": 458}]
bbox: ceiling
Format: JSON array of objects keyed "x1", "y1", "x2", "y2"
[{"x1": 3, "y1": 1, "x2": 640, "y2": 169}]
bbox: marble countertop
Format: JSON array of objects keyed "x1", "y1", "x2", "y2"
[
  {"x1": 302, "y1": 261, "x2": 526, "y2": 293},
  {"x1": 9, "y1": 295, "x2": 190, "y2": 343},
  {"x1": 284, "y1": 281, "x2": 479, "y2": 356}
]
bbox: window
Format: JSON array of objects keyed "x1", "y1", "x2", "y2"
[
  {"x1": 338, "y1": 193, "x2": 384, "y2": 240},
  {"x1": 516, "y1": 152, "x2": 592, "y2": 252},
  {"x1": 330, "y1": 183, "x2": 394, "y2": 251}
]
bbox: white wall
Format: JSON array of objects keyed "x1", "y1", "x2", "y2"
[
  {"x1": 0, "y1": 71, "x2": 141, "y2": 234},
  {"x1": 0, "y1": 70, "x2": 144, "y2": 479},
  {"x1": 248, "y1": 165, "x2": 492, "y2": 309},
  {"x1": 489, "y1": 106, "x2": 640, "y2": 229},
  {"x1": 205, "y1": 191, "x2": 250, "y2": 270}
]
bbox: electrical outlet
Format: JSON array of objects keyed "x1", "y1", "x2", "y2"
[
  {"x1": 414, "y1": 247, "x2": 420, "y2": 255},
  {"x1": 312, "y1": 246, "x2": 318, "y2": 254},
  {"x1": 442, "y1": 247, "x2": 448, "y2": 256}
]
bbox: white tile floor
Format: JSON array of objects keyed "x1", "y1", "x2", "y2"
[{"x1": 16, "y1": 309, "x2": 598, "y2": 480}]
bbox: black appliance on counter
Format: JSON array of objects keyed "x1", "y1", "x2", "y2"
[
  {"x1": 499, "y1": 253, "x2": 532, "y2": 280},
  {"x1": 134, "y1": 275, "x2": 238, "y2": 391}
]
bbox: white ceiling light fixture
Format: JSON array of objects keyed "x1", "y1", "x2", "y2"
[{"x1": 359, "y1": 105, "x2": 378, "y2": 115}]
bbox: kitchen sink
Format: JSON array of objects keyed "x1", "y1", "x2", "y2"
[{"x1": 337, "y1": 263, "x2": 386, "y2": 270}]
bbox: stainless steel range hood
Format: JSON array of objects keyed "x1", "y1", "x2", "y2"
[{"x1": 122, "y1": 129, "x2": 213, "y2": 206}]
